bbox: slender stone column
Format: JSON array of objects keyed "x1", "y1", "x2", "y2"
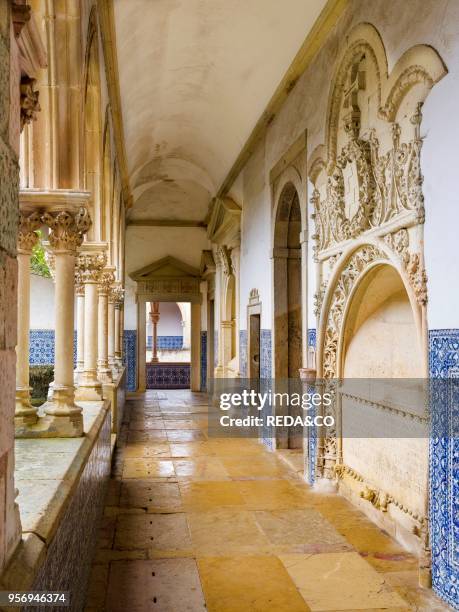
[
  {"x1": 113, "y1": 285, "x2": 124, "y2": 369},
  {"x1": 150, "y1": 302, "x2": 160, "y2": 363},
  {"x1": 40, "y1": 207, "x2": 92, "y2": 437},
  {"x1": 97, "y1": 267, "x2": 115, "y2": 383},
  {"x1": 75, "y1": 249, "x2": 106, "y2": 401},
  {"x1": 15, "y1": 211, "x2": 42, "y2": 428},
  {"x1": 190, "y1": 302, "x2": 201, "y2": 391},
  {"x1": 74, "y1": 269, "x2": 85, "y2": 380},
  {"x1": 108, "y1": 286, "x2": 116, "y2": 372}
]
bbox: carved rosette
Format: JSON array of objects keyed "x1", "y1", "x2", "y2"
[
  {"x1": 17, "y1": 210, "x2": 41, "y2": 253},
  {"x1": 77, "y1": 252, "x2": 107, "y2": 284},
  {"x1": 42, "y1": 207, "x2": 92, "y2": 253}
]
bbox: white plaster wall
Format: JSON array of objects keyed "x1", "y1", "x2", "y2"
[
  {"x1": 240, "y1": 145, "x2": 273, "y2": 330},
  {"x1": 156, "y1": 302, "x2": 183, "y2": 336},
  {"x1": 124, "y1": 225, "x2": 210, "y2": 329},
  {"x1": 30, "y1": 274, "x2": 55, "y2": 329},
  {"x1": 237, "y1": 0, "x2": 459, "y2": 333}
]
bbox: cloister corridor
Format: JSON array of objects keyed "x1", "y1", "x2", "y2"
[{"x1": 84, "y1": 391, "x2": 447, "y2": 612}]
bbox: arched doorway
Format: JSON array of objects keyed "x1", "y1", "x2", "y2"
[{"x1": 273, "y1": 182, "x2": 303, "y2": 448}]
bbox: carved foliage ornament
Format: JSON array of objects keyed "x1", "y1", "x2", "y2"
[
  {"x1": 18, "y1": 210, "x2": 41, "y2": 252},
  {"x1": 311, "y1": 45, "x2": 427, "y2": 256},
  {"x1": 43, "y1": 207, "x2": 92, "y2": 253},
  {"x1": 20, "y1": 76, "x2": 40, "y2": 131},
  {"x1": 77, "y1": 251, "x2": 107, "y2": 283},
  {"x1": 111, "y1": 285, "x2": 125, "y2": 307},
  {"x1": 98, "y1": 269, "x2": 115, "y2": 295}
]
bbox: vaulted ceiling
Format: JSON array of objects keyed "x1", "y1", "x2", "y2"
[{"x1": 113, "y1": 0, "x2": 327, "y2": 221}]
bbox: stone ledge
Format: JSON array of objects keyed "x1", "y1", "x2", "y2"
[{"x1": 0, "y1": 400, "x2": 111, "y2": 603}]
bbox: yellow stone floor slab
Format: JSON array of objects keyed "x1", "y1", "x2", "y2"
[{"x1": 85, "y1": 390, "x2": 451, "y2": 612}]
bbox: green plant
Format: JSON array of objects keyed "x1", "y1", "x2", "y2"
[
  {"x1": 30, "y1": 233, "x2": 51, "y2": 278},
  {"x1": 29, "y1": 365, "x2": 54, "y2": 406}
]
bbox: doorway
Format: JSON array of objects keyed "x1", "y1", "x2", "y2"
[{"x1": 273, "y1": 183, "x2": 303, "y2": 448}]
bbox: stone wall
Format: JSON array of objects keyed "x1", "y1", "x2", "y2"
[
  {"x1": 30, "y1": 409, "x2": 111, "y2": 612},
  {"x1": 0, "y1": 5, "x2": 21, "y2": 573}
]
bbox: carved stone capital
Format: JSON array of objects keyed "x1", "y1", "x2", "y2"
[
  {"x1": 42, "y1": 207, "x2": 91, "y2": 253},
  {"x1": 98, "y1": 268, "x2": 116, "y2": 296},
  {"x1": 75, "y1": 268, "x2": 85, "y2": 296},
  {"x1": 20, "y1": 76, "x2": 40, "y2": 130},
  {"x1": 18, "y1": 210, "x2": 41, "y2": 253},
  {"x1": 112, "y1": 284, "x2": 125, "y2": 308},
  {"x1": 77, "y1": 251, "x2": 107, "y2": 284}
]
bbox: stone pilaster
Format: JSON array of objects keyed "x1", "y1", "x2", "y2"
[
  {"x1": 15, "y1": 210, "x2": 41, "y2": 429},
  {"x1": 75, "y1": 249, "x2": 107, "y2": 401},
  {"x1": 38, "y1": 206, "x2": 91, "y2": 437}
]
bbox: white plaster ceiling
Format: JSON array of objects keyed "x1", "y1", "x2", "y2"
[{"x1": 114, "y1": 0, "x2": 327, "y2": 220}]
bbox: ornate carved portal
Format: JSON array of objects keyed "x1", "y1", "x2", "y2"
[{"x1": 307, "y1": 23, "x2": 446, "y2": 562}]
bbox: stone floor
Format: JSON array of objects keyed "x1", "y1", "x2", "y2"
[{"x1": 85, "y1": 390, "x2": 450, "y2": 611}]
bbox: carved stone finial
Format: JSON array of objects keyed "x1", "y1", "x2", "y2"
[
  {"x1": 20, "y1": 76, "x2": 40, "y2": 130},
  {"x1": 18, "y1": 210, "x2": 41, "y2": 253},
  {"x1": 42, "y1": 207, "x2": 91, "y2": 253}
]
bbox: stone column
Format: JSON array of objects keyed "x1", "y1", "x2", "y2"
[
  {"x1": 15, "y1": 210, "x2": 41, "y2": 429},
  {"x1": 108, "y1": 284, "x2": 116, "y2": 372},
  {"x1": 113, "y1": 285, "x2": 124, "y2": 369},
  {"x1": 190, "y1": 302, "x2": 201, "y2": 391},
  {"x1": 150, "y1": 301, "x2": 160, "y2": 363},
  {"x1": 74, "y1": 269, "x2": 85, "y2": 380},
  {"x1": 97, "y1": 267, "x2": 115, "y2": 383},
  {"x1": 75, "y1": 249, "x2": 106, "y2": 401},
  {"x1": 40, "y1": 206, "x2": 92, "y2": 436},
  {"x1": 137, "y1": 298, "x2": 146, "y2": 392}
]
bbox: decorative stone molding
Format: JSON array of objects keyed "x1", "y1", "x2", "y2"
[
  {"x1": 308, "y1": 24, "x2": 446, "y2": 259},
  {"x1": 383, "y1": 228, "x2": 409, "y2": 265},
  {"x1": 216, "y1": 245, "x2": 232, "y2": 276},
  {"x1": 313, "y1": 282, "x2": 327, "y2": 317},
  {"x1": 335, "y1": 463, "x2": 426, "y2": 525},
  {"x1": 323, "y1": 245, "x2": 385, "y2": 379},
  {"x1": 12, "y1": 1, "x2": 31, "y2": 38},
  {"x1": 406, "y1": 253, "x2": 428, "y2": 305},
  {"x1": 20, "y1": 76, "x2": 40, "y2": 130},
  {"x1": 248, "y1": 288, "x2": 260, "y2": 306},
  {"x1": 17, "y1": 210, "x2": 41, "y2": 253},
  {"x1": 42, "y1": 207, "x2": 92, "y2": 253},
  {"x1": 112, "y1": 284, "x2": 125, "y2": 308}
]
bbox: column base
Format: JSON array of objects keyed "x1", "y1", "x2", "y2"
[
  {"x1": 97, "y1": 367, "x2": 113, "y2": 383},
  {"x1": 75, "y1": 372, "x2": 103, "y2": 401},
  {"x1": 15, "y1": 388, "x2": 38, "y2": 426},
  {"x1": 15, "y1": 413, "x2": 84, "y2": 438},
  {"x1": 313, "y1": 477, "x2": 338, "y2": 494}
]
